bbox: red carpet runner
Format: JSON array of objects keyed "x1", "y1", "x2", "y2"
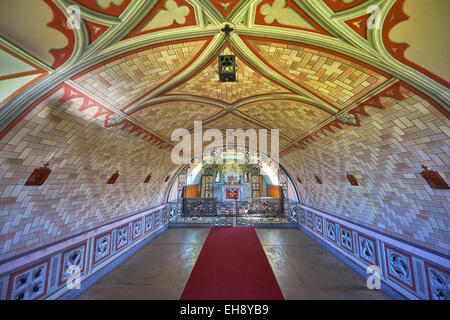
[{"x1": 180, "y1": 227, "x2": 284, "y2": 300}]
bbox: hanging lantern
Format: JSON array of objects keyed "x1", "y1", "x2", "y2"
[{"x1": 218, "y1": 55, "x2": 236, "y2": 82}]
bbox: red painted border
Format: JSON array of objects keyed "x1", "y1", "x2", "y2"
[
  {"x1": 339, "y1": 225, "x2": 354, "y2": 254},
  {"x1": 93, "y1": 231, "x2": 112, "y2": 265},
  {"x1": 144, "y1": 213, "x2": 154, "y2": 234},
  {"x1": 322, "y1": 0, "x2": 367, "y2": 13},
  {"x1": 424, "y1": 262, "x2": 450, "y2": 300},
  {"x1": 72, "y1": 37, "x2": 212, "y2": 112},
  {"x1": 314, "y1": 215, "x2": 324, "y2": 235},
  {"x1": 125, "y1": 0, "x2": 196, "y2": 39},
  {"x1": 72, "y1": 36, "x2": 211, "y2": 80},
  {"x1": 210, "y1": 0, "x2": 240, "y2": 18},
  {"x1": 255, "y1": 0, "x2": 332, "y2": 36},
  {"x1": 0, "y1": 72, "x2": 49, "y2": 109},
  {"x1": 43, "y1": 0, "x2": 75, "y2": 69},
  {"x1": 85, "y1": 20, "x2": 109, "y2": 44},
  {"x1": 236, "y1": 96, "x2": 333, "y2": 114},
  {"x1": 57, "y1": 242, "x2": 87, "y2": 286},
  {"x1": 357, "y1": 234, "x2": 378, "y2": 266},
  {"x1": 384, "y1": 244, "x2": 416, "y2": 291},
  {"x1": 131, "y1": 219, "x2": 143, "y2": 241},
  {"x1": 75, "y1": 0, "x2": 132, "y2": 17},
  {"x1": 306, "y1": 212, "x2": 314, "y2": 229},
  {"x1": 162, "y1": 45, "x2": 300, "y2": 104},
  {"x1": 325, "y1": 219, "x2": 337, "y2": 244},
  {"x1": 382, "y1": 0, "x2": 450, "y2": 89},
  {"x1": 242, "y1": 36, "x2": 393, "y2": 110},
  {"x1": 6, "y1": 258, "x2": 51, "y2": 300},
  {"x1": 116, "y1": 225, "x2": 129, "y2": 251}
]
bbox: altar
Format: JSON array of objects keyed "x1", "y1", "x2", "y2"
[{"x1": 221, "y1": 176, "x2": 243, "y2": 202}]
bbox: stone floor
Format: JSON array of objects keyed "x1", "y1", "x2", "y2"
[{"x1": 76, "y1": 227, "x2": 390, "y2": 300}]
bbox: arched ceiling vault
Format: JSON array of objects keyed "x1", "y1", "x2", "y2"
[{"x1": 0, "y1": 0, "x2": 449, "y2": 155}]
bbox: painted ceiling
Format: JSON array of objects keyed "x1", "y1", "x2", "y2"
[{"x1": 0, "y1": 0, "x2": 448, "y2": 156}]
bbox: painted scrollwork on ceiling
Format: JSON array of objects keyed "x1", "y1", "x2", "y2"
[{"x1": 0, "y1": 0, "x2": 448, "y2": 158}]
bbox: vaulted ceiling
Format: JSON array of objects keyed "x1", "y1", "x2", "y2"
[{"x1": 0, "y1": 0, "x2": 448, "y2": 156}]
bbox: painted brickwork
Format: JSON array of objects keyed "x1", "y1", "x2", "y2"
[
  {"x1": 0, "y1": 204, "x2": 168, "y2": 300},
  {"x1": 0, "y1": 87, "x2": 178, "y2": 261},
  {"x1": 284, "y1": 87, "x2": 450, "y2": 255},
  {"x1": 298, "y1": 205, "x2": 449, "y2": 300}
]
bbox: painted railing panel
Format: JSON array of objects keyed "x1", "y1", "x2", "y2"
[
  {"x1": 0, "y1": 205, "x2": 169, "y2": 300},
  {"x1": 298, "y1": 204, "x2": 450, "y2": 300}
]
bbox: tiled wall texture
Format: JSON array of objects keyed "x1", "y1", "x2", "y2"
[
  {"x1": 0, "y1": 87, "x2": 178, "y2": 261},
  {"x1": 283, "y1": 87, "x2": 450, "y2": 256}
]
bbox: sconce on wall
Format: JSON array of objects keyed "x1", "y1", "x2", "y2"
[
  {"x1": 144, "y1": 174, "x2": 152, "y2": 183},
  {"x1": 165, "y1": 175, "x2": 170, "y2": 182},
  {"x1": 297, "y1": 176, "x2": 302, "y2": 184},
  {"x1": 315, "y1": 176, "x2": 322, "y2": 184},
  {"x1": 24, "y1": 163, "x2": 51, "y2": 186},
  {"x1": 420, "y1": 165, "x2": 449, "y2": 189},
  {"x1": 346, "y1": 172, "x2": 359, "y2": 186},
  {"x1": 107, "y1": 170, "x2": 119, "y2": 185}
]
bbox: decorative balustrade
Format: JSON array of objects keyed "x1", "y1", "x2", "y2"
[
  {"x1": 0, "y1": 205, "x2": 169, "y2": 300},
  {"x1": 180, "y1": 197, "x2": 284, "y2": 217},
  {"x1": 298, "y1": 204, "x2": 450, "y2": 300}
]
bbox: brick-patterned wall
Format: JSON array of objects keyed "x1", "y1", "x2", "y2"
[
  {"x1": 283, "y1": 88, "x2": 450, "y2": 255},
  {"x1": 0, "y1": 88, "x2": 178, "y2": 261}
]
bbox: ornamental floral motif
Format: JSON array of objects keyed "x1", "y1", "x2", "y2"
[
  {"x1": 340, "y1": 227, "x2": 353, "y2": 252},
  {"x1": 94, "y1": 234, "x2": 111, "y2": 263},
  {"x1": 132, "y1": 220, "x2": 142, "y2": 241},
  {"x1": 426, "y1": 265, "x2": 449, "y2": 300},
  {"x1": 8, "y1": 261, "x2": 49, "y2": 300},
  {"x1": 116, "y1": 226, "x2": 128, "y2": 250}
]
